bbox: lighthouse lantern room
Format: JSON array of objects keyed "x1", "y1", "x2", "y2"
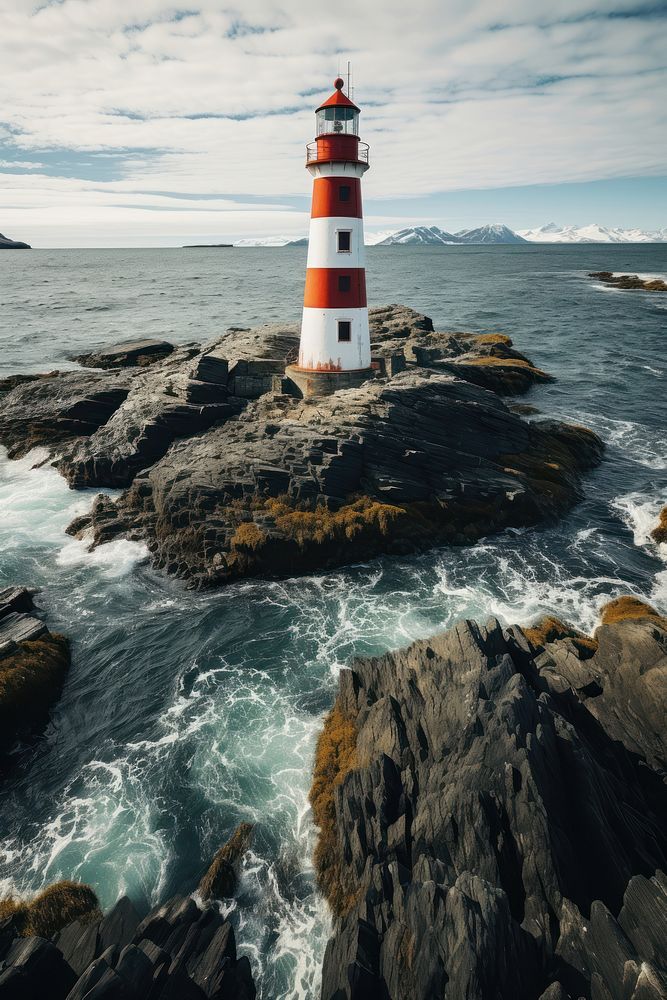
[{"x1": 287, "y1": 77, "x2": 372, "y2": 399}]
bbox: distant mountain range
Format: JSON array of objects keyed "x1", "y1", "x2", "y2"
[
  {"x1": 517, "y1": 222, "x2": 667, "y2": 243},
  {"x1": 233, "y1": 222, "x2": 667, "y2": 248},
  {"x1": 376, "y1": 224, "x2": 527, "y2": 245}
]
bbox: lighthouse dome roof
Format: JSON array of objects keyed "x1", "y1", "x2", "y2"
[{"x1": 316, "y1": 77, "x2": 360, "y2": 113}]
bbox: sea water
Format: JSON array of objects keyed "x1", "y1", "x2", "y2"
[{"x1": 0, "y1": 245, "x2": 666, "y2": 999}]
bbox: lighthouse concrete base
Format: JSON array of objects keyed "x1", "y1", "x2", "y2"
[{"x1": 285, "y1": 364, "x2": 375, "y2": 400}]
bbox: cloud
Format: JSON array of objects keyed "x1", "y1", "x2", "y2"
[{"x1": 0, "y1": 0, "x2": 665, "y2": 244}]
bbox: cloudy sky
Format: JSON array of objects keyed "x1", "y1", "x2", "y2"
[{"x1": 1, "y1": 0, "x2": 666, "y2": 246}]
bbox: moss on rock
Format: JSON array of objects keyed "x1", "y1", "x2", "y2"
[
  {"x1": 0, "y1": 881, "x2": 101, "y2": 938},
  {"x1": 309, "y1": 704, "x2": 359, "y2": 917},
  {"x1": 651, "y1": 505, "x2": 667, "y2": 545},
  {"x1": 198, "y1": 822, "x2": 254, "y2": 901},
  {"x1": 523, "y1": 616, "x2": 598, "y2": 658},
  {"x1": 0, "y1": 633, "x2": 71, "y2": 751},
  {"x1": 598, "y1": 596, "x2": 667, "y2": 629}
]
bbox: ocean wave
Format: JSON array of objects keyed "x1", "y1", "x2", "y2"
[
  {"x1": 611, "y1": 492, "x2": 666, "y2": 553},
  {"x1": 559, "y1": 412, "x2": 667, "y2": 470}
]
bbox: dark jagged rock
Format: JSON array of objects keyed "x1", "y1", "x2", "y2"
[
  {"x1": 198, "y1": 823, "x2": 253, "y2": 901},
  {"x1": 0, "y1": 369, "x2": 131, "y2": 459},
  {"x1": 57, "y1": 345, "x2": 238, "y2": 488},
  {"x1": 589, "y1": 271, "x2": 667, "y2": 292},
  {"x1": 0, "y1": 588, "x2": 70, "y2": 753},
  {"x1": 0, "y1": 936, "x2": 76, "y2": 998},
  {"x1": 0, "y1": 889, "x2": 256, "y2": 999},
  {"x1": 526, "y1": 598, "x2": 667, "y2": 772},
  {"x1": 75, "y1": 339, "x2": 175, "y2": 369},
  {"x1": 312, "y1": 605, "x2": 667, "y2": 1000},
  {"x1": 0, "y1": 305, "x2": 603, "y2": 587}
]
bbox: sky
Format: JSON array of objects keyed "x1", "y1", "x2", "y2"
[{"x1": 0, "y1": 0, "x2": 666, "y2": 247}]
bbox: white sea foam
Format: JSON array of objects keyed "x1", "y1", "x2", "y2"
[
  {"x1": 0, "y1": 446, "x2": 88, "y2": 548},
  {"x1": 559, "y1": 413, "x2": 667, "y2": 470},
  {"x1": 57, "y1": 536, "x2": 149, "y2": 576},
  {"x1": 0, "y1": 445, "x2": 148, "y2": 576},
  {"x1": 611, "y1": 492, "x2": 666, "y2": 552}
]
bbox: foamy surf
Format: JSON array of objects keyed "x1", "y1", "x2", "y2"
[
  {"x1": 0, "y1": 445, "x2": 147, "y2": 575},
  {"x1": 611, "y1": 492, "x2": 666, "y2": 552}
]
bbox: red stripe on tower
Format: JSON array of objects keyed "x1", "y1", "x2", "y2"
[
  {"x1": 303, "y1": 268, "x2": 367, "y2": 308},
  {"x1": 310, "y1": 177, "x2": 363, "y2": 219}
]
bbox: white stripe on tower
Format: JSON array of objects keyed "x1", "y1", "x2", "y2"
[
  {"x1": 306, "y1": 217, "x2": 365, "y2": 269},
  {"x1": 300, "y1": 308, "x2": 370, "y2": 371}
]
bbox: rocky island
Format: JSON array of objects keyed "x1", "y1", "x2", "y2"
[
  {"x1": 0, "y1": 305, "x2": 602, "y2": 589},
  {"x1": 589, "y1": 271, "x2": 667, "y2": 292},
  {"x1": 0, "y1": 232, "x2": 31, "y2": 250}
]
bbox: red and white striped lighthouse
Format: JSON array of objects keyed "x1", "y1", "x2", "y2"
[{"x1": 287, "y1": 77, "x2": 371, "y2": 398}]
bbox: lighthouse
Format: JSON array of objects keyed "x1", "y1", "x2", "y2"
[{"x1": 287, "y1": 77, "x2": 372, "y2": 398}]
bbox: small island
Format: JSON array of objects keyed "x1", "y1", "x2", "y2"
[
  {"x1": 589, "y1": 270, "x2": 667, "y2": 292},
  {"x1": 182, "y1": 243, "x2": 233, "y2": 248},
  {"x1": 0, "y1": 232, "x2": 31, "y2": 250}
]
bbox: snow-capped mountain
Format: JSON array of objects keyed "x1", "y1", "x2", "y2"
[
  {"x1": 364, "y1": 230, "x2": 400, "y2": 246},
  {"x1": 456, "y1": 224, "x2": 527, "y2": 244},
  {"x1": 518, "y1": 222, "x2": 666, "y2": 243},
  {"x1": 378, "y1": 226, "x2": 460, "y2": 245},
  {"x1": 378, "y1": 224, "x2": 527, "y2": 245}
]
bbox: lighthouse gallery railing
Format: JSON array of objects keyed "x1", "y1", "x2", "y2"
[{"x1": 306, "y1": 141, "x2": 370, "y2": 166}]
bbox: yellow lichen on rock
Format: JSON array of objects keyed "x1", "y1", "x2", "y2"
[
  {"x1": 309, "y1": 704, "x2": 359, "y2": 916},
  {"x1": 198, "y1": 822, "x2": 254, "y2": 900},
  {"x1": 523, "y1": 616, "x2": 598, "y2": 656},
  {"x1": 241, "y1": 496, "x2": 406, "y2": 550},
  {"x1": 651, "y1": 506, "x2": 667, "y2": 544},
  {"x1": 598, "y1": 596, "x2": 667, "y2": 629},
  {"x1": 462, "y1": 356, "x2": 548, "y2": 375},
  {"x1": 230, "y1": 521, "x2": 267, "y2": 551},
  {"x1": 471, "y1": 333, "x2": 512, "y2": 345},
  {"x1": 0, "y1": 881, "x2": 101, "y2": 938},
  {"x1": 0, "y1": 634, "x2": 70, "y2": 748}
]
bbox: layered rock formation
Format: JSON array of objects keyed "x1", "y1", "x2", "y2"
[
  {"x1": 75, "y1": 339, "x2": 175, "y2": 370},
  {"x1": 0, "y1": 587, "x2": 70, "y2": 754},
  {"x1": 312, "y1": 599, "x2": 667, "y2": 1000},
  {"x1": 0, "y1": 306, "x2": 603, "y2": 588}
]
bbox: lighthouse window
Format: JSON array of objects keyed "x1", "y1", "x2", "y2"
[
  {"x1": 338, "y1": 275, "x2": 351, "y2": 292},
  {"x1": 316, "y1": 107, "x2": 359, "y2": 136},
  {"x1": 337, "y1": 320, "x2": 352, "y2": 342},
  {"x1": 337, "y1": 230, "x2": 352, "y2": 253},
  {"x1": 339, "y1": 185, "x2": 351, "y2": 202}
]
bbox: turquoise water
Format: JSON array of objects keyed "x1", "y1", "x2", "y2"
[{"x1": 0, "y1": 245, "x2": 666, "y2": 998}]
